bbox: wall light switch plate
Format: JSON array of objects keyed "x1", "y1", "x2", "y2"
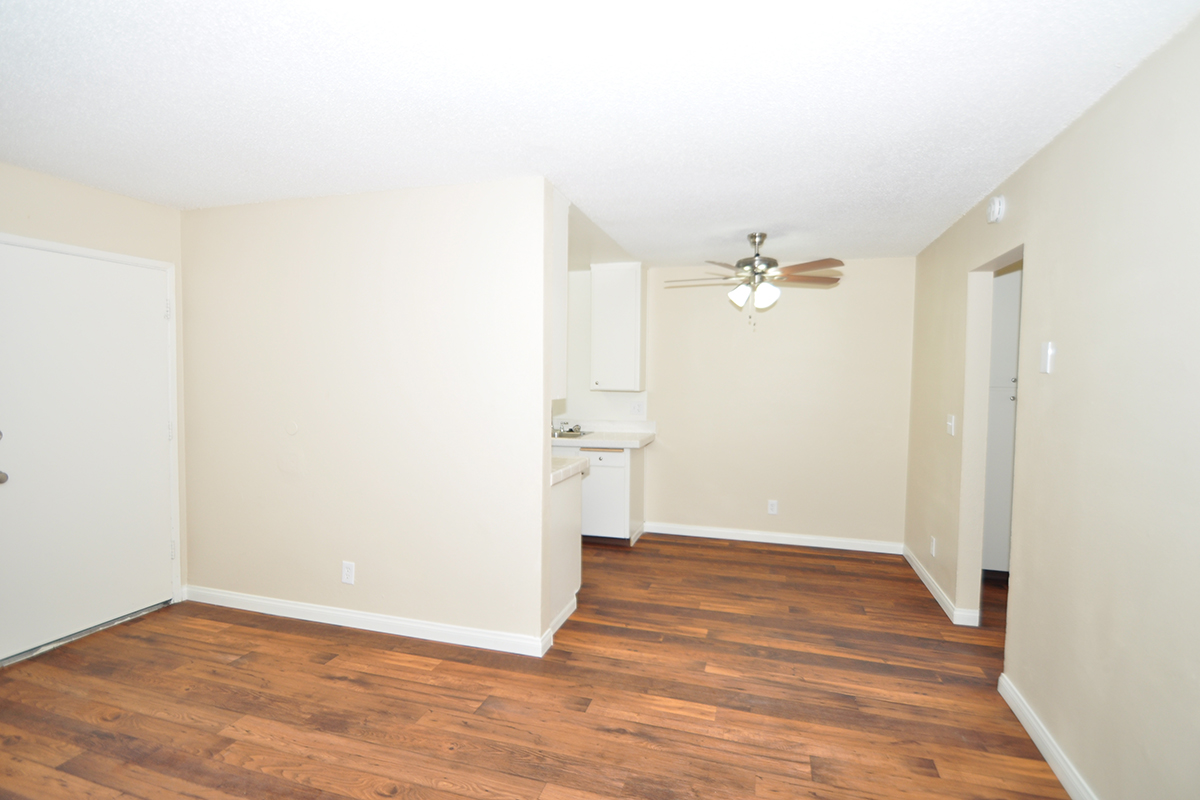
[
  {"x1": 930, "y1": 536, "x2": 937, "y2": 557},
  {"x1": 342, "y1": 561, "x2": 355, "y2": 585},
  {"x1": 1041, "y1": 341, "x2": 1056, "y2": 373},
  {"x1": 767, "y1": 499, "x2": 778, "y2": 515},
  {"x1": 946, "y1": 415, "x2": 956, "y2": 436}
]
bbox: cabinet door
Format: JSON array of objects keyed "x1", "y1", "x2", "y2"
[
  {"x1": 590, "y1": 262, "x2": 643, "y2": 391},
  {"x1": 581, "y1": 463, "x2": 628, "y2": 538}
]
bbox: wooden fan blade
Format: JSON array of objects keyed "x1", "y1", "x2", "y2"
[
  {"x1": 665, "y1": 275, "x2": 740, "y2": 283},
  {"x1": 665, "y1": 282, "x2": 739, "y2": 289},
  {"x1": 705, "y1": 261, "x2": 738, "y2": 271},
  {"x1": 776, "y1": 258, "x2": 844, "y2": 275},
  {"x1": 775, "y1": 275, "x2": 839, "y2": 286}
]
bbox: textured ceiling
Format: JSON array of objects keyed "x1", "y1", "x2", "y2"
[{"x1": 2, "y1": 1, "x2": 1199, "y2": 263}]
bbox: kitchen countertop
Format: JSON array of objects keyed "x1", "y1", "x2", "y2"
[
  {"x1": 550, "y1": 456, "x2": 590, "y2": 486},
  {"x1": 551, "y1": 431, "x2": 656, "y2": 449}
]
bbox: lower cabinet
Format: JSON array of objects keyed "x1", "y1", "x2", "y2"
[
  {"x1": 547, "y1": 471, "x2": 582, "y2": 630},
  {"x1": 552, "y1": 446, "x2": 645, "y2": 542}
]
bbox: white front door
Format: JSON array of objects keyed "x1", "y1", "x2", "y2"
[{"x1": 0, "y1": 234, "x2": 177, "y2": 661}]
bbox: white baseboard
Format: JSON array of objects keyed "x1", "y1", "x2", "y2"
[
  {"x1": 184, "y1": 586, "x2": 549, "y2": 657},
  {"x1": 998, "y1": 674, "x2": 1098, "y2": 800},
  {"x1": 542, "y1": 595, "x2": 577, "y2": 652},
  {"x1": 902, "y1": 546, "x2": 980, "y2": 626},
  {"x1": 643, "y1": 521, "x2": 904, "y2": 555}
]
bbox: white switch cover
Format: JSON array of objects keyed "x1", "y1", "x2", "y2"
[
  {"x1": 930, "y1": 536, "x2": 937, "y2": 557},
  {"x1": 946, "y1": 414, "x2": 956, "y2": 436},
  {"x1": 630, "y1": 400, "x2": 645, "y2": 415},
  {"x1": 1041, "y1": 341, "x2": 1056, "y2": 373},
  {"x1": 342, "y1": 561, "x2": 355, "y2": 584},
  {"x1": 767, "y1": 499, "x2": 778, "y2": 515}
]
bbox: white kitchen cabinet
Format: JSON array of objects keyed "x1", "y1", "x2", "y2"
[
  {"x1": 551, "y1": 445, "x2": 645, "y2": 542},
  {"x1": 589, "y1": 262, "x2": 644, "y2": 391}
]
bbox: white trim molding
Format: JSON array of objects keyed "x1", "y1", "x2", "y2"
[
  {"x1": 185, "y1": 586, "x2": 550, "y2": 657},
  {"x1": 903, "y1": 545, "x2": 980, "y2": 626},
  {"x1": 542, "y1": 596, "x2": 578, "y2": 653},
  {"x1": 644, "y1": 521, "x2": 904, "y2": 555},
  {"x1": 998, "y1": 673, "x2": 1099, "y2": 800}
]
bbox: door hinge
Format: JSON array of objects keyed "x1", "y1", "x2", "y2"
[
  {"x1": 165, "y1": 299, "x2": 173, "y2": 320},
  {"x1": 167, "y1": 421, "x2": 174, "y2": 441},
  {"x1": 170, "y1": 540, "x2": 176, "y2": 560}
]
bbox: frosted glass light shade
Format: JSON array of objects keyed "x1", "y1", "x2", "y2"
[
  {"x1": 754, "y1": 281, "x2": 781, "y2": 309},
  {"x1": 727, "y1": 283, "x2": 752, "y2": 308}
]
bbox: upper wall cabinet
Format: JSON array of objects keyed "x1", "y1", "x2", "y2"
[{"x1": 590, "y1": 262, "x2": 644, "y2": 391}]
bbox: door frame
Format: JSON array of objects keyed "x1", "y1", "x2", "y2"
[
  {"x1": 954, "y1": 244, "x2": 1024, "y2": 619},
  {"x1": 0, "y1": 231, "x2": 182, "y2": 603}
]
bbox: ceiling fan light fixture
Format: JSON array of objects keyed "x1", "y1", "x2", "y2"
[
  {"x1": 691, "y1": 233, "x2": 841, "y2": 311},
  {"x1": 728, "y1": 283, "x2": 752, "y2": 308},
  {"x1": 753, "y1": 281, "x2": 781, "y2": 309}
]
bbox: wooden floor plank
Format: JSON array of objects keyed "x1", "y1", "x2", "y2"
[
  {"x1": 0, "y1": 721, "x2": 83, "y2": 769},
  {"x1": 3, "y1": 660, "x2": 245, "y2": 733},
  {"x1": 0, "y1": 750, "x2": 129, "y2": 800},
  {"x1": 219, "y1": 714, "x2": 545, "y2": 800},
  {"x1": 57, "y1": 751, "x2": 253, "y2": 800},
  {"x1": 0, "y1": 679, "x2": 232, "y2": 759},
  {"x1": 0, "y1": 534, "x2": 1066, "y2": 800}
]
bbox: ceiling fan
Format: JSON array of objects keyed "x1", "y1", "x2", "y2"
[{"x1": 668, "y1": 233, "x2": 843, "y2": 309}]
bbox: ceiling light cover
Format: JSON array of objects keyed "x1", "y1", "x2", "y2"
[
  {"x1": 753, "y1": 282, "x2": 781, "y2": 309},
  {"x1": 728, "y1": 283, "x2": 752, "y2": 308}
]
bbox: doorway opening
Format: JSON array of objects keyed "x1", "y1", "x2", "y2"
[
  {"x1": 954, "y1": 245, "x2": 1023, "y2": 625},
  {"x1": 982, "y1": 263, "x2": 1022, "y2": 579}
]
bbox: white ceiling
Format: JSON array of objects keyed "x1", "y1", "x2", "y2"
[{"x1": 3, "y1": 1, "x2": 1199, "y2": 264}]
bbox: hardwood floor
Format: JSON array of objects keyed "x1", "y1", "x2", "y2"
[{"x1": 0, "y1": 534, "x2": 1067, "y2": 799}]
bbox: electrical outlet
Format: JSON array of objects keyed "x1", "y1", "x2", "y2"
[
  {"x1": 341, "y1": 561, "x2": 355, "y2": 585},
  {"x1": 630, "y1": 400, "x2": 646, "y2": 415},
  {"x1": 946, "y1": 414, "x2": 956, "y2": 436},
  {"x1": 767, "y1": 499, "x2": 778, "y2": 515},
  {"x1": 930, "y1": 537, "x2": 937, "y2": 557}
]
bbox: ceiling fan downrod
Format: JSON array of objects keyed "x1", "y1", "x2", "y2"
[{"x1": 748, "y1": 232, "x2": 767, "y2": 256}]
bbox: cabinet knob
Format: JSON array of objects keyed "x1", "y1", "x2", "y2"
[
  {"x1": 1010, "y1": 396, "x2": 1016, "y2": 401},
  {"x1": 0, "y1": 471, "x2": 7, "y2": 484},
  {"x1": 1011, "y1": 377, "x2": 1017, "y2": 383}
]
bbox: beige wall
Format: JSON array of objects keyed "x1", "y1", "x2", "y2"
[
  {"x1": 0, "y1": 162, "x2": 188, "y2": 578},
  {"x1": 645, "y1": 258, "x2": 915, "y2": 543},
  {"x1": 182, "y1": 177, "x2": 552, "y2": 637},
  {"x1": 905, "y1": 16, "x2": 1200, "y2": 797},
  {"x1": 0, "y1": 162, "x2": 181, "y2": 262}
]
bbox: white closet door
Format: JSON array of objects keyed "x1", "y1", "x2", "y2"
[{"x1": 0, "y1": 235, "x2": 175, "y2": 661}]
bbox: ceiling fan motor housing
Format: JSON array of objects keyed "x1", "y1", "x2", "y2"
[{"x1": 735, "y1": 254, "x2": 778, "y2": 276}]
